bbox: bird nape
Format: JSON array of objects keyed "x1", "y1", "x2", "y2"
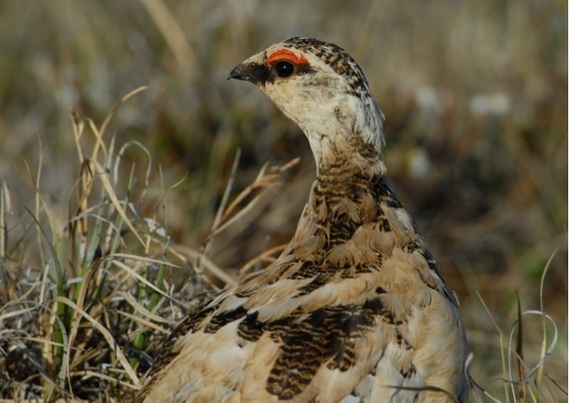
[{"x1": 136, "y1": 37, "x2": 469, "y2": 403}]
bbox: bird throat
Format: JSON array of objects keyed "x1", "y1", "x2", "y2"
[{"x1": 313, "y1": 131, "x2": 387, "y2": 180}]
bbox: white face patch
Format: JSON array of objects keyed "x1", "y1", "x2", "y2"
[{"x1": 238, "y1": 41, "x2": 385, "y2": 170}]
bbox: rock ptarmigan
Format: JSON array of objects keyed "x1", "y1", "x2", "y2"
[{"x1": 136, "y1": 37, "x2": 470, "y2": 403}]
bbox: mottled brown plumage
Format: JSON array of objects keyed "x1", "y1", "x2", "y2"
[{"x1": 136, "y1": 37, "x2": 469, "y2": 402}]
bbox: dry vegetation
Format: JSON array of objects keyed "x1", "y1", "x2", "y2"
[{"x1": 0, "y1": 1, "x2": 567, "y2": 401}]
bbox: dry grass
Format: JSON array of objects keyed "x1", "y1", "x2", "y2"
[{"x1": 0, "y1": 0, "x2": 566, "y2": 401}]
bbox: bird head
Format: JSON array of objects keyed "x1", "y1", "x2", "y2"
[{"x1": 228, "y1": 37, "x2": 385, "y2": 172}]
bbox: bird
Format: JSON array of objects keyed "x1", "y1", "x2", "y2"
[{"x1": 135, "y1": 37, "x2": 469, "y2": 402}]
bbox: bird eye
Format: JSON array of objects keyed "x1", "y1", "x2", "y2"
[{"x1": 275, "y1": 61, "x2": 294, "y2": 77}]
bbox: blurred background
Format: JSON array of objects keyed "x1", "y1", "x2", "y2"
[{"x1": 0, "y1": 0, "x2": 566, "y2": 398}]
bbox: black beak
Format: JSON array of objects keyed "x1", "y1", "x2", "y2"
[
  {"x1": 227, "y1": 62, "x2": 267, "y2": 84},
  {"x1": 227, "y1": 64, "x2": 249, "y2": 81}
]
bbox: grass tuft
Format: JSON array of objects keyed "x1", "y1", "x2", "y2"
[
  {"x1": 0, "y1": 87, "x2": 300, "y2": 400},
  {"x1": 470, "y1": 258, "x2": 565, "y2": 402}
]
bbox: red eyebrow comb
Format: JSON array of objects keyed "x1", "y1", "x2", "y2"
[{"x1": 267, "y1": 49, "x2": 308, "y2": 65}]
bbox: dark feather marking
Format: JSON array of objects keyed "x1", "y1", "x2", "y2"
[
  {"x1": 263, "y1": 299, "x2": 388, "y2": 399},
  {"x1": 205, "y1": 306, "x2": 247, "y2": 333}
]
